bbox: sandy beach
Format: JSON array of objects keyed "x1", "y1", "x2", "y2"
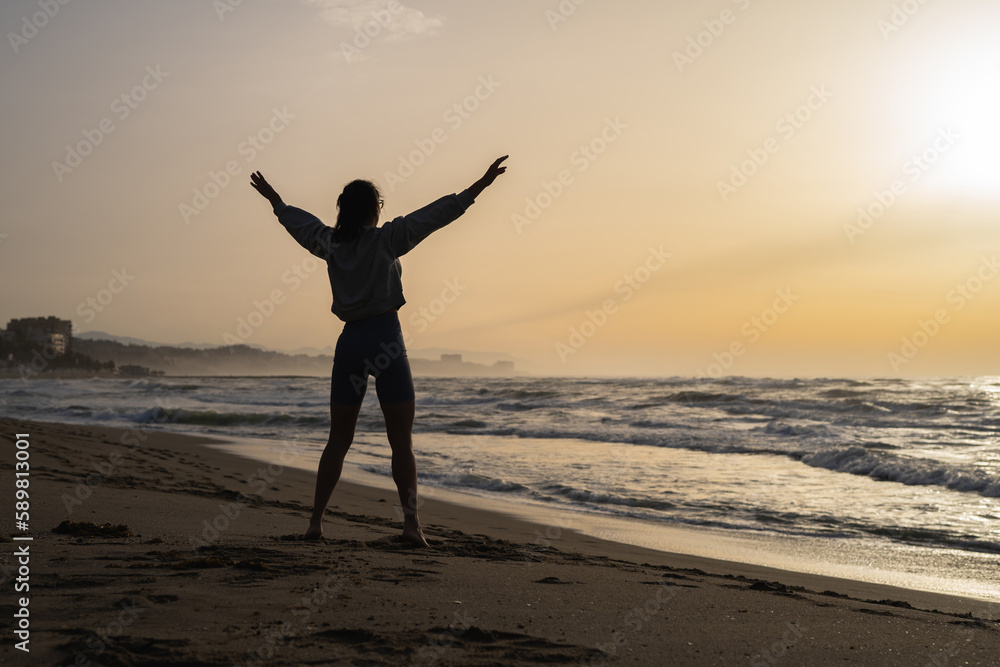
[{"x1": 1, "y1": 417, "x2": 998, "y2": 666}]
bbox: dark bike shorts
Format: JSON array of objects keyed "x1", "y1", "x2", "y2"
[{"x1": 330, "y1": 310, "x2": 415, "y2": 406}]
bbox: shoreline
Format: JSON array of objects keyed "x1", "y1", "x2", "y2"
[
  {"x1": 2, "y1": 418, "x2": 998, "y2": 665},
  {"x1": 205, "y1": 430, "x2": 1000, "y2": 607}
]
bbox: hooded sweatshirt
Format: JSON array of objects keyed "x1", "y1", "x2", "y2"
[{"x1": 272, "y1": 189, "x2": 476, "y2": 322}]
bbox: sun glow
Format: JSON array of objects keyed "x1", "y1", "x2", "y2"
[{"x1": 910, "y1": 44, "x2": 1000, "y2": 195}]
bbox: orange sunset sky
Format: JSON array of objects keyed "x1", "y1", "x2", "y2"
[{"x1": 2, "y1": 0, "x2": 999, "y2": 377}]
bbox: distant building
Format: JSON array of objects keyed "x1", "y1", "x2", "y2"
[
  {"x1": 493, "y1": 360, "x2": 515, "y2": 372},
  {"x1": 6, "y1": 317, "x2": 73, "y2": 356},
  {"x1": 441, "y1": 354, "x2": 463, "y2": 364}
]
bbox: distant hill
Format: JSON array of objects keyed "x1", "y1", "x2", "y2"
[
  {"x1": 72, "y1": 337, "x2": 522, "y2": 377},
  {"x1": 73, "y1": 338, "x2": 331, "y2": 376},
  {"x1": 75, "y1": 331, "x2": 164, "y2": 346},
  {"x1": 75, "y1": 331, "x2": 531, "y2": 372},
  {"x1": 75, "y1": 331, "x2": 230, "y2": 351},
  {"x1": 286, "y1": 344, "x2": 337, "y2": 357}
]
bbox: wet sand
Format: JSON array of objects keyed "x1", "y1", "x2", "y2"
[{"x1": 1, "y1": 418, "x2": 997, "y2": 665}]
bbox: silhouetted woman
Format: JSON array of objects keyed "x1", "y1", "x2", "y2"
[{"x1": 250, "y1": 156, "x2": 507, "y2": 546}]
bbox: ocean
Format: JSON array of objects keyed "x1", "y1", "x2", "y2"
[{"x1": 3, "y1": 375, "x2": 999, "y2": 603}]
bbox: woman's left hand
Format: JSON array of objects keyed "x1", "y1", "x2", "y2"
[
  {"x1": 469, "y1": 156, "x2": 509, "y2": 198},
  {"x1": 251, "y1": 171, "x2": 283, "y2": 207}
]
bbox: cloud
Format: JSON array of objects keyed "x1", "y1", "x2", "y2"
[{"x1": 302, "y1": 0, "x2": 444, "y2": 42}]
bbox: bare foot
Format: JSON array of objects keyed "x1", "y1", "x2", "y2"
[
  {"x1": 401, "y1": 519, "x2": 429, "y2": 547},
  {"x1": 304, "y1": 521, "x2": 323, "y2": 540}
]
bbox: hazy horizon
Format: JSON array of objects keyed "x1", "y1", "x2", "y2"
[{"x1": 3, "y1": 0, "x2": 999, "y2": 378}]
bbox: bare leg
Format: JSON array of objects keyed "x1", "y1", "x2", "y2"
[
  {"x1": 381, "y1": 400, "x2": 428, "y2": 546},
  {"x1": 305, "y1": 401, "x2": 363, "y2": 539}
]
